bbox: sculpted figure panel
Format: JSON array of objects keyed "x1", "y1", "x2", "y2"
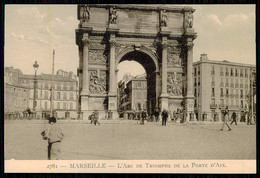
[
  {"x1": 185, "y1": 11, "x2": 193, "y2": 28},
  {"x1": 89, "y1": 70, "x2": 107, "y2": 94},
  {"x1": 109, "y1": 9, "x2": 117, "y2": 24},
  {"x1": 82, "y1": 5, "x2": 90, "y2": 22},
  {"x1": 167, "y1": 72, "x2": 183, "y2": 96},
  {"x1": 89, "y1": 50, "x2": 107, "y2": 64},
  {"x1": 167, "y1": 52, "x2": 182, "y2": 67}
]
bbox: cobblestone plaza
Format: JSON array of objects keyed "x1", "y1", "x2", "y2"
[{"x1": 4, "y1": 120, "x2": 256, "y2": 160}]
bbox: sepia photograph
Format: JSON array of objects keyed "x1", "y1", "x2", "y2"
[{"x1": 4, "y1": 4, "x2": 256, "y2": 173}]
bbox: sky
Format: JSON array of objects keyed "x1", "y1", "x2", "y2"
[{"x1": 4, "y1": 5, "x2": 256, "y2": 81}]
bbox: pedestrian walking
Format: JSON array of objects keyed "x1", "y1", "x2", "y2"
[
  {"x1": 140, "y1": 109, "x2": 147, "y2": 125},
  {"x1": 93, "y1": 111, "x2": 100, "y2": 126},
  {"x1": 181, "y1": 108, "x2": 188, "y2": 126},
  {"x1": 220, "y1": 106, "x2": 231, "y2": 131},
  {"x1": 230, "y1": 112, "x2": 237, "y2": 125},
  {"x1": 154, "y1": 108, "x2": 160, "y2": 122},
  {"x1": 172, "y1": 111, "x2": 177, "y2": 122},
  {"x1": 41, "y1": 117, "x2": 64, "y2": 160},
  {"x1": 161, "y1": 109, "x2": 168, "y2": 126}
]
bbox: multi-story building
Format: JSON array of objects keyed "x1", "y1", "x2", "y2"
[
  {"x1": 118, "y1": 74, "x2": 147, "y2": 119},
  {"x1": 4, "y1": 66, "x2": 78, "y2": 120},
  {"x1": 193, "y1": 54, "x2": 256, "y2": 122},
  {"x1": 4, "y1": 67, "x2": 30, "y2": 119},
  {"x1": 19, "y1": 69, "x2": 78, "y2": 119}
]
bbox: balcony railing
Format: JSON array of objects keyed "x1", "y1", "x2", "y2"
[
  {"x1": 210, "y1": 104, "x2": 218, "y2": 109},
  {"x1": 219, "y1": 104, "x2": 225, "y2": 108}
]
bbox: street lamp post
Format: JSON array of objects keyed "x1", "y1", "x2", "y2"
[{"x1": 33, "y1": 61, "x2": 39, "y2": 119}]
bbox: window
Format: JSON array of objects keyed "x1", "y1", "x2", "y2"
[
  {"x1": 211, "y1": 66, "x2": 215, "y2": 75},
  {"x1": 212, "y1": 88, "x2": 215, "y2": 97},
  {"x1": 231, "y1": 99, "x2": 234, "y2": 106},
  {"x1": 194, "y1": 89, "x2": 197, "y2": 97},
  {"x1": 230, "y1": 68, "x2": 234, "y2": 77},
  {"x1": 44, "y1": 91, "x2": 48, "y2": 99},
  {"x1": 235, "y1": 68, "x2": 238, "y2": 77},
  {"x1": 226, "y1": 88, "x2": 229, "y2": 97},
  {"x1": 220, "y1": 67, "x2": 224, "y2": 76},
  {"x1": 198, "y1": 77, "x2": 200, "y2": 86},
  {"x1": 220, "y1": 99, "x2": 224, "y2": 106},
  {"x1": 220, "y1": 77, "x2": 224, "y2": 87},
  {"x1": 211, "y1": 98, "x2": 215, "y2": 104},
  {"x1": 63, "y1": 92, "x2": 67, "y2": 100},
  {"x1": 198, "y1": 67, "x2": 200, "y2": 75},
  {"x1": 70, "y1": 102, "x2": 73, "y2": 109},
  {"x1": 194, "y1": 78, "x2": 197, "y2": 86},
  {"x1": 63, "y1": 102, "x2": 67, "y2": 109},
  {"x1": 44, "y1": 102, "x2": 47, "y2": 110},
  {"x1": 220, "y1": 88, "x2": 224, "y2": 97},
  {"x1": 70, "y1": 92, "x2": 74, "y2": 100},
  {"x1": 240, "y1": 69, "x2": 243, "y2": 77},
  {"x1": 240, "y1": 90, "x2": 243, "y2": 98},
  {"x1": 226, "y1": 68, "x2": 229, "y2": 76},
  {"x1": 57, "y1": 92, "x2": 61, "y2": 100},
  {"x1": 212, "y1": 77, "x2": 215, "y2": 86},
  {"x1": 194, "y1": 68, "x2": 197, "y2": 76},
  {"x1": 57, "y1": 102, "x2": 60, "y2": 109},
  {"x1": 241, "y1": 100, "x2": 243, "y2": 108}
]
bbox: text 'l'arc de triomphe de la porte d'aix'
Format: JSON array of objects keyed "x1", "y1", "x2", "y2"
[{"x1": 75, "y1": 5, "x2": 197, "y2": 120}]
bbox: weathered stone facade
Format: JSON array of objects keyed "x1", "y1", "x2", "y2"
[{"x1": 76, "y1": 5, "x2": 197, "y2": 120}]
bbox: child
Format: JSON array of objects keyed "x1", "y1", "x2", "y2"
[{"x1": 41, "y1": 117, "x2": 64, "y2": 160}]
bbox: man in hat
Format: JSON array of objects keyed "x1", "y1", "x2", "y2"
[
  {"x1": 41, "y1": 117, "x2": 64, "y2": 160},
  {"x1": 220, "y1": 106, "x2": 231, "y2": 131},
  {"x1": 154, "y1": 108, "x2": 160, "y2": 122}
]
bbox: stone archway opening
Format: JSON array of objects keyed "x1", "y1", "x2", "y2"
[{"x1": 117, "y1": 50, "x2": 158, "y2": 118}]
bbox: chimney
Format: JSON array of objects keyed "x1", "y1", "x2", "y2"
[{"x1": 200, "y1": 53, "x2": 208, "y2": 61}]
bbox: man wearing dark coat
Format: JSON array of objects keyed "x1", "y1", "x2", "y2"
[
  {"x1": 161, "y1": 109, "x2": 168, "y2": 126},
  {"x1": 154, "y1": 108, "x2": 160, "y2": 122},
  {"x1": 230, "y1": 112, "x2": 237, "y2": 125}
]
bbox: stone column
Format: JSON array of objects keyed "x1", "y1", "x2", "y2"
[
  {"x1": 160, "y1": 36, "x2": 169, "y2": 111},
  {"x1": 81, "y1": 33, "x2": 90, "y2": 95},
  {"x1": 80, "y1": 33, "x2": 90, "y2": 117},
  {"x1": 108, "y1": 33, "x2": 118, "y2": 119},
  {"x1": 109, "y1": 39, "x2": 116, "y2": 96},
  {"x1": 185, "y1": 40, "x2": 195, "y2": 120}
]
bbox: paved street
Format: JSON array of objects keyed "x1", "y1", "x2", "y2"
[{"x1": 4, "y1": 120, "x2": 256, "y2": 160}]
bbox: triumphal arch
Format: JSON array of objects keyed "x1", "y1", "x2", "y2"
[{"x1": 76, "y1": 5, "x2": 197, "y2": 119}]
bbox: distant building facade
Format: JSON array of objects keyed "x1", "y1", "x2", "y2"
[
  {"x1": 4, "y1": 67, "x2": 29, "y2": 119},
  {"x1": 193, "y1": 54, "x2": 256, "y2": 122},
  {"x1": 118, "y1": 74, "x2": 147, "y2": 118},
  {"x1": 4, "y1": 67, "x2": 78, "y2": 120}
]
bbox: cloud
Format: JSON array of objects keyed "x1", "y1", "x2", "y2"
[
  {"x1": 10, "y1": 32, "x2": 48, "y2": 46},
  {"x1": 207, "y1": 14, "x2": 222, "y2": 26},
  {"x1": 223, "y1": 13, "x2": 249, "y2": 26},
  {"x1": 16, "y1": 7, "x2": 47, "y2": 22}
]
